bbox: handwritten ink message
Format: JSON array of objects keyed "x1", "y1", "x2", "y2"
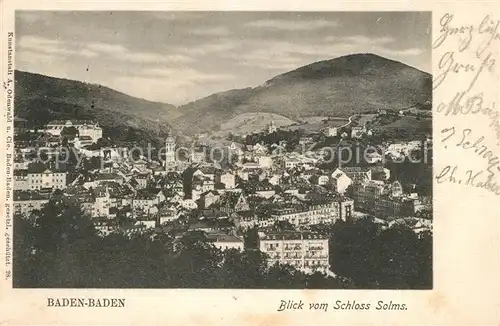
[
  {"x1": 437, "y1": 127, "x2": 500, "y2": 195},
  {"x1": 433, "y1": 13, "x2": 500, "y2": 195}
]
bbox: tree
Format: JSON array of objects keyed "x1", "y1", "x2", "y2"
[
  {"x1": 243, "y1": 227, "x2": 259, "y2": 249},
  {"x1": 61, "y1": 126, "x2": 78, "y2": 137},
  {"x1": 272, "y1": 220, "x2": 295, "y2": 232},
  {"x1": 13, "y1": 215, "x2": 36, "y2": 287}
]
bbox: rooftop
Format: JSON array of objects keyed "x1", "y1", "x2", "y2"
[
  {"x1": 13, "y1": 190, "x2": 50, "y2": 201},
  {"x1": 259, "y1": 231, "x2": 328, "y2": 241},
  {"x1": 47, "y1": 120, "x2": 97, "y2": 126},
  {"x1": 205, "y1": 233, "x2": 243, "y2": 243}
]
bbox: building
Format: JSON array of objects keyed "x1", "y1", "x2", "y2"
[
  {"x1": 92, "y1": 186, "x2": 115, "y2": 218},
  {"x1": 46, "y1": 120, "x2": 102, "y2": 143},
  {"x1": 14, "y1": 164, "x2": 67, "y2": 191},
  {"x1": 366, "y1": 151, "x2": 383, "y2": 164},
  {"x1": 132, "y1": 191, "x2": 159, "y2": 215},
  {"x1": 206, "y1": 233, "x2": 244, "y2": 251},
  {"x1": 165, "y1": 135, "x2": 176, "y2": 167},
  {"x1": 193, "y1": 166, "x2": 217, "y2": 181},
  {"x1": 299, "y1": 137, "x2": 314, "y2": 146},
  {"x1": 13, "y1": 190, "x2": 49, "y2": 216},
  {"x1": 255, "y1": 181, "x2": 276, "y2": 198},
  {"x1": 334, "y1": 167, "x2": 371, "y2": 183},
  {"x1": 259, "y1": 231, "x2": 329, "y2": 273},
  {"x1": 281, "y1": 157, "x2": 301, "y2": 170},
  {"x1": 330, "y1": 170, "x2": 353, "y2": 194},
  {"x1": 386, "y1": 141, "x2": 422, "y2": 158},
  {"x1": 309, "y1": 174, "x2": 329, "y2": 186},
  {"x1": 158, "y1": 207, "x2": 179, "y2": 224},
  {"x1": 351, "y1": 126, "x2": 366, "y2": 139},
  {"x1": 270, "y1": 196, "x2": 354, "y2": 227},
  {"x1": 257, "y1": 156, "x2": 273, "y2": 169},
  {"x1": 322, "y1": 127, "x2": 338, "y2": 137},
  {"x1": 93, "y1": 218, "x2": 118, "y2": 236},
  {"x1": 190, "y1": 149, "x2": 206, "y2": 163},
  {"x1": 14, "y1": 117, "x2": 28, "y2": 136},
  {"x1": 216, "y1": 171, "x2": 235, "y2": 189},
  {"x1": 73, "y1": 136, "x2": 93, "y2": 149},
  {"x1": 201, "y1": 190, "x2": 221, "y2": 209},
  {"x1": 267, "y1": 120, "x2": 277, "y2": 134},
  {"x1": 351, "y1": 180, "x2": 416, "y2": 219},
  {"x1": 218, "y1": 192, "x2": 250, "y2": 214}
]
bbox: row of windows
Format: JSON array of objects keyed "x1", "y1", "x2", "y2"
[
  {"x1": 29, "y1": 173, "x2": 66, "y2": 177},
  {"x1": 30, "y1": 179, "x2": 65, "y2": 184},
  {"x1": 29, "y1": 185, "x2": 65, "y2": 190}
]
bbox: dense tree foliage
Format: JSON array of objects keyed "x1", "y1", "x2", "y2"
[
  {"x1": 14, "y1": 201, "x2": 431, "y2": 289},
  {"x1": 329, "y1": 219, "x2": 432, "y2": 289}
]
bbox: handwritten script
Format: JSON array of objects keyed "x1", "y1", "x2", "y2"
[{"x1": 434, "y1": 13, "x2": 500, "y2": 195}]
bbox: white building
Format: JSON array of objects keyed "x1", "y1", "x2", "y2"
[
  {"x1": 206, "y1": 233, "x2": 244, "y2": 251},
  {"x1": 366, "y1": 152, "x2": 383, "y2": 164},
  {"x1": 259, "y1": 232, "x2": 330, "y2": 273},
  {"x1": 216, "y1": 172, "x2": 235, "y2": 189},
  {"x1": 267, "y1": 121, "x2": 277, "y2": 134},
  {"x1": 330, "y1": 170, "x2": 353, "y2": 194},
  {"x1": 257, "y1": 156, "x2": 274, "y2": 169},
  {"x1": 13, "y1": 191, "x2": 49, "y2": 216},
  {"x1": 351, "y1": 126, "x2": 365, "y2": 139},
  {"x1": 93, "y1": 186, "x2": 114, "y2": 218},
  {"x1": 282, "y1": 157, "x2": 300, "y2": 170},
  {"x1": 14, "y1": 165, "x2": 67, "y2": 191},
  {"x1": 46, "y1": 120, "x2": 102, "y2": 143},
  {"x1": 271, "y1": 197, "x2": 354, "y2": 226},
  {"x1": 322, "y1": 127, "x2": 338, "y2": 137}
]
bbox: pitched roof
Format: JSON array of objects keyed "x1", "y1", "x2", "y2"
[
  {"x1": 13, "y1": 190, "x2": 50, "y2": 201},
  {"x1": 206, "y1": 233, "x2": 243, "y2": 243}
]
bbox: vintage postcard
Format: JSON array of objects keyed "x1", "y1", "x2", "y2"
[{"x1": 0, "y1": 1, "x2": 499, "y2": 325}]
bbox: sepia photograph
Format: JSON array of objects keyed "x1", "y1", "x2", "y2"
[{"x1": 12, "y1": 11, "x2": 433, "y2": 289}]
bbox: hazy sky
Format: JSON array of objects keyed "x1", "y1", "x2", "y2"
[{"x1": 16, "y1": 11, "x2": 431, "y2": 105}]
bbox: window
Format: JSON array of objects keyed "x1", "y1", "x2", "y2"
[{"x1": 346, "y1": 205, "x2": 352, "y2": 217}]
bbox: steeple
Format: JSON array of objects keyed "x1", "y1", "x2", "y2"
[{"x1": 165, "y1": 132, "x2": 176, "y2": 168}]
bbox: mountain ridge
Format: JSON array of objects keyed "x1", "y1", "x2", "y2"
[
  {"x1": 174, "y1": 53, "x2": 432, "y2": 134},
  {"x1": 15, "y1": 53, "x2": 432, "y2": 138}
]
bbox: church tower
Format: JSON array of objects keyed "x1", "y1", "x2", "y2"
[{"x1": 165, "y1": 135, "x2": 176, "y2": 169}]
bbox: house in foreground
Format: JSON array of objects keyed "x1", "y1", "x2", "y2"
[{"x1": 259, "y1": 231, "x2": 330, "y2": 273}]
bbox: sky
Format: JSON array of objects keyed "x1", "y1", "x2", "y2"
[{"x1": 16, "y1": 11, "x2": 431, "y2": 105}]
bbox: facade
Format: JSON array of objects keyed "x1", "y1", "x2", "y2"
[
  {"x1": 191, "y1": 150, "x2": 206, "y2": 163},
  {"x1": 351, "y1": 126, "x2": 366, "y2": 139},
  {"x1": 351, "y1": 180, "x2": 416, "y2": 219},
  {"x1": 322, "y1": 127, "x2": 338, "y2": 137},
  {"x1": 13, "y1": 191, "x2": 50, "y2": 216},
  {"x1": 270, "y1": 197, "x2": 354, "y2": 226},
  {"x1": 201, "y1": 190, "x2": 220, "y2": 209},
  {"x1": 14, "y1": 166, "x2": 67, "y2": 192},
  {"x1": 165, "y1": 136, "x2": 176, "y2": 166},
  {"x1": 259, "y1": 231, "x2": 329, "y2": 272},
  {"x1": 330, "y1": 170, "x2": 352, "y2": 194},
  {"x1": 366, "y1": 152, "x2": 383, "y2": 164},
  {"x1": 281, "y1": 157, "x2": 300, "y2": 170},
  {"x1": 216, "y1": 172, "x2": 235, "y2": 189},
  {"x1": 206, "y1": 233, "x2": 244, "y2": 251},
  {"x1": 311, "y1": 174, "x2": 330, "y2": 186},
  {"x1": 93, "y1": 186, "x2": 115, "y2": 218},
  {"x1": 267, "y1": 120, "x2": 277, "y2": 134},
  {"x1": 335, "y1": 167, "x2": 371, "y2": 183},
  {"x1": 73, "y1": 136, "x2": 93, "y2": 149},
  {"x1": 219, "y1": 192, "x2": 250, "y2": 214},
  {"x1": 46, "y1": 120, "x2": 102, "y2": 143}
]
